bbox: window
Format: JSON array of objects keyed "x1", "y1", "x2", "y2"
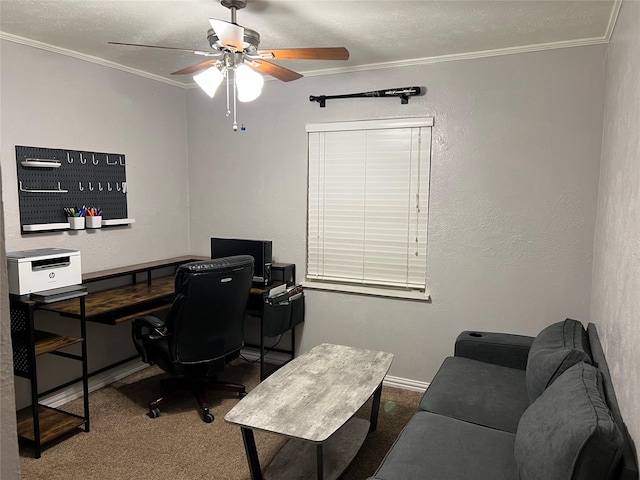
[{"x1": 306, "y1": 117, "x2": 433, "y2": 300}]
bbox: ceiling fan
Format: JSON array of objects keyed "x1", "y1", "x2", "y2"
[
  {"x1": 109, "y1": 0, "x2": 349, "y2": 128},
  {"x1": 112, "y1": 0, "x2": 349, "y2": 81}
]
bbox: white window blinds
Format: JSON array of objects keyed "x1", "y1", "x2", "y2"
[{"x1": 306, "y1": 118, "x2": 433, "y2": 291}]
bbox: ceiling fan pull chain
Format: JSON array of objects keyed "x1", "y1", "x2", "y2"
[
  {"x1": 232, "y1": 69, "x2": 239, "y2": 131},
  {"x1": 226, "y1": 70, "x2": 231, "y2": 117}
]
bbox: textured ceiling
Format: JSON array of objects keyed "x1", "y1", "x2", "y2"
[{"x1": 0, "y1": 0, "x2": 618, "y2": 86}]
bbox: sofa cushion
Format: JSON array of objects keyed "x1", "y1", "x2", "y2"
[
  {"x1": 525, "y1": 318, "x2": 591, "y2": 401},
  {"x1": 515, "y1": 362, "x2": 623, "y2": 480},
  {"x1": 419, "y1": 356, "x2": 529, "y2": 433},
  {"x1": 370, "y1": 411, "x2": 517, "y2": 480}
]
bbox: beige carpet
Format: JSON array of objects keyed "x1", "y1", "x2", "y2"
[{"x1": 19, "y1": 359, "x2": 422, "y2": 480}]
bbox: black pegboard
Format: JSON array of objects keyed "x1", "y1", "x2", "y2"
[{"x1": 16, "y1": 145, "x2": 128, "y2": 233}]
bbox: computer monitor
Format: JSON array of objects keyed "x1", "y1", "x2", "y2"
[{"x1": 210, "y1": 237, "x2": 272, "y2": 286}]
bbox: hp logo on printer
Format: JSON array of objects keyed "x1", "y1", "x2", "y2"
[{"x1": 49, "y1": 272, "x2": 55, "y2": 279}]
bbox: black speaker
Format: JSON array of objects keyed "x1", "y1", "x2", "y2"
[
  {"x1": 263, "y1": 261, "x2": 272, "y2": 287},
  {"x1": 271, "y1": 263, "x2": 295, "y2": 286}
]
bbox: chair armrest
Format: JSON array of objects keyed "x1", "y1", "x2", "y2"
[
  {"x1": 454, "y1": 331, "x2": 535, "y2": 370},
  {"x1": 133, "y1": 315, "x2": 166, "y2": 331},
  {"x1": 132, "y1": 314, "x2": 169, "y2": 363}
]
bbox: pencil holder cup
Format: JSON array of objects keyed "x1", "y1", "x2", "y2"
[
  {"x1": 68, "y1": 216, "x2": 85, "y2": 230},
  {"x1": 86, "y1": 216, "x2": 102, "y2": 229}
]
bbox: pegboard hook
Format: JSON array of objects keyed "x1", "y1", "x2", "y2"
[
  {"x1": 79, "y1": 182, "x2": 84, "y2": 191},
  {"x1": 98, "y1": 182, "x2": 104, "y2": 191},
  {"x1": 106, "y1": 155, "x2": 118, "y2": 165},
  {"x1": 19, "y1": 181, "x2": 68, "y2": 193},
  {"x1": 67, "y1": 152, "x2": 73, "y2": 164},
  {"x1": 92, "y1": 154, "x2": 98, "y2": 166},
  {"x1": 107, "y1": 182, "x2": 113, "y2": 192},
  {"x1": 88, "y1": 181, "x2": 94, "y2": 191}
]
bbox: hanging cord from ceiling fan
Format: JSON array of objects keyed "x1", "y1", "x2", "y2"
[{"x1": 232, "y1": 68, "x2": 238, "y2": 131}]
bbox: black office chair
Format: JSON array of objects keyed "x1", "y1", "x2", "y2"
[{"x1": 131, "y1": 255, "x2": 254, "y2": 423}]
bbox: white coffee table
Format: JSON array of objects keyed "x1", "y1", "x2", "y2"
[{"x1": 224, "y1": 343, "x2": 394, "y2": 480}]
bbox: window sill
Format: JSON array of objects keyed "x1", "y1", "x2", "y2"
[{"x1": 302, "y1": 281, "x2": 431, "y2": 302}]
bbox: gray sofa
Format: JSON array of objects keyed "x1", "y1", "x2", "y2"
[{"x1": 368, "y1": 319, "x2": 639, "y2": 480}]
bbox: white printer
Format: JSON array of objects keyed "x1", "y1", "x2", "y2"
[{"x1": 6, "y1": 248, "x2": 82, "y2": 296}]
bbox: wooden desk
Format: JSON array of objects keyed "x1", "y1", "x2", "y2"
[
  {"x1": 43, "y1": 256, "x2": 301, "y2": 382},
  {"x1": 38, "y1": 257, "x2": 206, "y2": 381},
  {"x1": 43, "y1": 256, "x2": 208, "y2": 323},
  {"x1": 43, "y1": 276, "x2": 175, "y2": 325},
  {"x1": 81, "y1": 255, "x2": 208, "y2": 284}
]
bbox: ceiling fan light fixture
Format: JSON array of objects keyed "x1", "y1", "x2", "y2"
[
  {"x1": 235, "y1": 64, "x2": 264, "y2": 102},
  {"x1": 193, "y1": 66, "x2": 224, "y2": 98}
]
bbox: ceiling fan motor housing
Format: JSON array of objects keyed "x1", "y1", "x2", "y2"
[{"x1": 221, "y1": 0, "x2": 247, "y2": 10}]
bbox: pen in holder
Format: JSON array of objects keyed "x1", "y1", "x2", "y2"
[
  {"x1": 64, "y1": 207, "x2": 85, "y2": 230},
  {"x1": 85, "y1": 207, "x2": 103, "y2": 229}
]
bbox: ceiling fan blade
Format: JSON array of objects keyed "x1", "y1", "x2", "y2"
[
  {"x1": 209, "y1": 19, "x2": 244, "y2": 51},
  {"x1": 259, "y1": 47, "x2": 350, "y2": 61},
  {"x1": 171, "y1": 59, "x2": 218, "y2": 76},
  {"x1": 249, "y1": 59, "x2": 303, "y2": 82},
  {"x1": 108, "y1": 41, "x2": 214, "y2": 56}
]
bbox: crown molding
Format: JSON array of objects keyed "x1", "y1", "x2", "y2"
[
  {"x1": 299, "y1": 36, "x2": 610, "y2": 79},
  {"x1": 605, "y1": 0, "x2": 623, "y2": 41},
  {"x1": 0, "y1": 31, "x2": 187, "y2": 88},
  {"x1": 2, "y1": 29, "x2": 612, "y2": 90}
]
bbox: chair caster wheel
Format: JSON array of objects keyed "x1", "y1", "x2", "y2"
[
  {"x1": 239, "y1": 392, "x2": 247, "y2": 399},
  {"x1": 203, "y1": 413, "x2": 214, "y2": 423},
  {"x1": 149, "y1": 408, "x2": 161, "y2": 419}
]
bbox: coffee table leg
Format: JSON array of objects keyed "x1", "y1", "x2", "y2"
[
  {"x1": 370, "y1": 382, "x2": 383, "y2": 432},
  {"x1": 317, "y1": 443, "x2": 324, "y2": 479},
  {"x1": 241, "y1": 428, "x2": 263, "y2": 480}
]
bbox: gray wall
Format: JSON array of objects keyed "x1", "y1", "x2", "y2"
[
  {"x1": 186, "y1": 45, "x2": 606, "y2": 382},
  {"x1": 591, "y1": 0, "x2": 640, "y2": 448},
  {"x1": 3, "y1": 22, "x2": 636, "y2": 472},
  {"x1": 0, "y1": 40, "x2": 190, "y2": 407}
]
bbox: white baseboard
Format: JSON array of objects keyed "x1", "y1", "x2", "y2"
[
  {"x1": 41, "y1": 359, "x2": 148, "y2": 409},
  {"x1": 383, "y1": 375, "x2": 429, "y2": 392},
  {"x1": 41, "y1": 352, "x2": 428, "y2": 408}
]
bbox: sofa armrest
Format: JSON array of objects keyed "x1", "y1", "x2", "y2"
[{"x1": 455, "y1": 331, "x2": 534, "y2": 370}]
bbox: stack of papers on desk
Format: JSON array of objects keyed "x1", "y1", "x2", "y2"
[{"x1": 267, "y1": 284, "x2": 303, "y2": 305}]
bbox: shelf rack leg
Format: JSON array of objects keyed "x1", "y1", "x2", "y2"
[
  {"x1": 260, "y1": 311, "x2": 265, "y2": 381},
  {"x1": 79, "y1": 297, "x2": 90, "y2": 431},
  {"x1": 26, "y1": 303, "x2": 42, "y2": 458}
]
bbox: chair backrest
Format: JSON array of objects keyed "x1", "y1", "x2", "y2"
[{"x1": 165, "y1": 255, "x2": 254, "y2": 365}]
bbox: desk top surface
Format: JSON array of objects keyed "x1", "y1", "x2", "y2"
[
  {"x1": 224, "y1": 343, "x2": 393, "y2": 442},
  {"x1": 83, "y1": 256, "x2": 293, "y2": 283},
  {"x1": 44, "y1": 253, "x2": 284, "y2": 322}
]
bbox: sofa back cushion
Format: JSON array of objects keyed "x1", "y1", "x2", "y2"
[
  {"x1": 515, "y1": 362, "x2": 623, "y2": 480},
  {"x1": 526, "y1": 318, "x2": 591, "y2": 402}
]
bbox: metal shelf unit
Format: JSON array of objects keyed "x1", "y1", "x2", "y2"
[{"x1": 10, "y1": 294, "x2": 90, "y2": 458}]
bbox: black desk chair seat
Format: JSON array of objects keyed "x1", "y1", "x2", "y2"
[{"x1": 132, "y1": 256, "x2": 254, "y2": 423}]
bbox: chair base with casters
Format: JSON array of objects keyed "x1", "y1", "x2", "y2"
[{"x1": 147, "y1": 376, "x2": 247, "y2": 423}]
